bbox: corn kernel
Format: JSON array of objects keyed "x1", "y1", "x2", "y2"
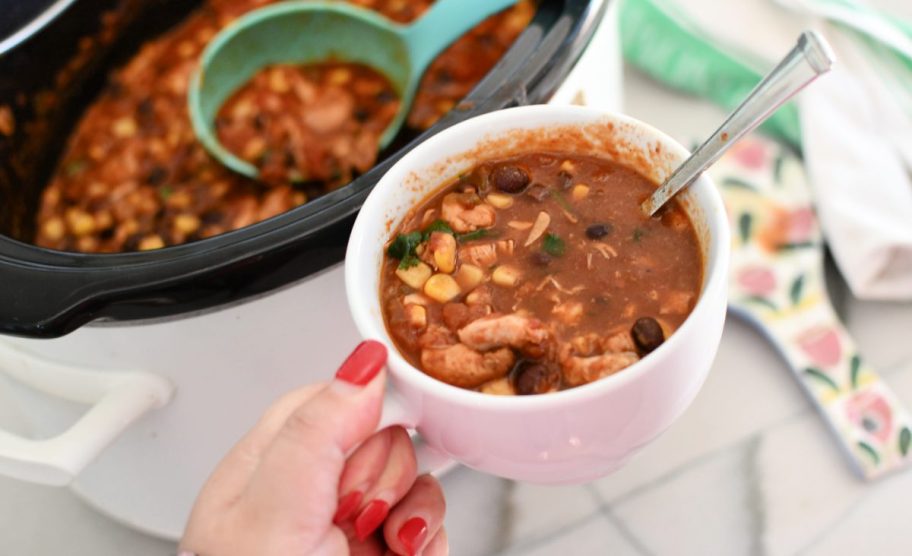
[
  {"x1": 492, "y1": 265, "x2": 521, "y2": 287},
  {"x1": 423, "y1": 273, "x2": 461, "y2": 303},
  {"x1": 431, "y1": 233, "x2": 457, "y2": 273},
  {"x1": 559, "y1": 159, "x2": 576, "y2": 174},
  {"x1": 480, "y1": 377, "x2": 514, "y2": 396},
  {"x1": 112, "y1": 117, "x2": 137, "y2": 138},
  {"x1": 242, "y1": 137, "x2": 267, "y2": 160},
  {"x1": 173, "y1": 214, "x2": 201, "y2": 235},
  {"x1": 42, "y1": 217, "x2": 65, "y2": 241},
  {"x1": 65, "y1": 209, "x2": 95, "y2": 237},
  {"x1": 485, "y1": 193, "x2": 514, "y2": 209},
  {"x1": 268, "y1": 69, "x2": 290, "y2": 93},
  {"x1": 454, "y1": 264, "x2": 484, "y2": 291},
  {"x1": 396, "y1": 262, "x2": 432, "y2": 290},
  {"x1": 138, "y1": 235, "x2": 165, "y2": 251},
  {"x1": 177, "y1": 40, "x2": 196, "y2": 58},
  {"x1": 571, "y1": 184, "x2": 590, "y2": 200},
  {"x1": 327, "y1": 68, "x2": 352, "y2": 86},
  {"x1": 76, "y1": 236, "x2": 98, "y2": 252}
]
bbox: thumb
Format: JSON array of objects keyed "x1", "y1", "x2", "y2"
[{"x1": 245, "y1": 340, "x2": 388, "y2": 523}]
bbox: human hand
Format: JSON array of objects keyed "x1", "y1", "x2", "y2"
[{"x1": 180, "y1": 340, "x2": 447, "y2": 555}]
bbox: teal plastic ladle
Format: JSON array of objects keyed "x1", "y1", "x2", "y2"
[{"x1": 188, "y1": 0, "x2": 519, "y2": 179}]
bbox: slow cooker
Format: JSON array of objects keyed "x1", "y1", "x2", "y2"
[{"x1": 0, "y1": 0, "x2": 620, "y2": 538}]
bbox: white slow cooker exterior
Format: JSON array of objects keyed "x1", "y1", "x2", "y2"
[{"x1": 0, "y1": 2, "x2": 622, "y2": 539}]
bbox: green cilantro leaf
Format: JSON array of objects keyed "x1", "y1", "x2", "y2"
[
  {"x1": 387, "y1": 231, "x2": 423, "y2": 269},
  {"x1": 542, "y1": 233, "x2": 566, "y2": 257},
  {"x1": 457, "y1": 229, "x2": 498, "y2": 243},
  {"x1": 422, "y1": 219, "x2": 454, "y2": 239}
]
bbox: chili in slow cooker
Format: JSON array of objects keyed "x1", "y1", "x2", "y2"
[
  {"x1": 35, "y1": 0, "x2": 534, "y2": 253},
  {"x1": 381, "y1": 152, "x2": 703, "y2": 395},
  {"x1": 216, "y1": 62, "x2": 400, "y2": 186}
]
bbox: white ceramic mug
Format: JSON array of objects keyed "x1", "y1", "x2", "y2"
[{"x1": 347, "y1": 105, "x2": 729, "y2": 484}]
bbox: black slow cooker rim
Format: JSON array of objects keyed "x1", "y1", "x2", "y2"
[{"x1": 0, "y1": 0, "x2": 608, "y2": 337}]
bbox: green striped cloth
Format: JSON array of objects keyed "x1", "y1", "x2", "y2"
[{"x1": 620, "y1": 0, "x2": 912, "y2": 149}]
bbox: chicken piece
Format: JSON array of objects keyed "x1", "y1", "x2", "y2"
[
  {"x1": 661, "y1": 291, "x2": 695, "y2": 315},
  {"x1": 601, "y1": 331, "x2": 636, "y2": 353},
  {"x1": 404, "y1": 304, "x2": 427, "y2": 331},
  {"x1": 569, "y1": 333, "x2": 601, "y2": 357},
  {"x1": 421, "y1": 344, "x2": 515, "y2": 388},
  {"x1": 552, "y1": 301, "x2": 583, "y2": 325},
  {"x1": 441, "y1": 192, "x2": 496, "y2": 232},
  {"x1": 303, "y1": 88, "x2": 355, "y2": 133},
  {"x1": 465, "y1": 285, "x2": 493, "y2": 306},
  {"x1": 418, "y1": 324, "x2": 456, "y2": 349},
  {"x1": 459, "y1": 243, "x2": 498, "y2": 268},
  {"x1": 457, "y1": 313, "x2": 550, "y2": 356},
  {"x1": 561, "y1": 351, "x2": 640, "y2": 387}
]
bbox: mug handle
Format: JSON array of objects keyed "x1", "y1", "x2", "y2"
[
  {"x1": 377, "y1": 388, "x2": 455, "y2": 476},
  {"x1": 0, "y1": 342, "x2": 174, "y2": 486}
]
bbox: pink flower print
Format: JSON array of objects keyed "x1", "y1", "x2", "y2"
[
  {"x1": 737, "y1": 266, "x2": 776, "y2": 296},
  {"x1": 731, "y1": 139, "x2": 769, "y2": 170},
  {"x1": 797, "y1": 326, "x2": 842, "y2": 368},
  {"x1": 786, "y1": 207, "x2": 815, "y2": 243},
  {"x1": 846, "y1": 390, "x2": 893, "y2": 444}
]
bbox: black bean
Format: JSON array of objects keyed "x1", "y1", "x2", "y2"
[
  {"x1": 585, "y1": 223, "x2": 614, "y2": 239},
  {"x1": 491, "y1": 165, "x2": 530, "y2": 193},
  {"x1": 513, "y1": 361, "x2": 559, "y2": 395},
  {"x1": 137, "y1": 98, "x2": 154, "y2": 117},
  {"x1": 631, "y1": 317, "x2": 665, "y2": 354},
  {"x1": 146, "y1": 165, "x2": 167, "y2": 185},
  {"x1": 201, "y1": 211, "x2": 224, "y2": 225},
  {"x1": 530, "y1": 251, "x2": 552, "y2": 267}
]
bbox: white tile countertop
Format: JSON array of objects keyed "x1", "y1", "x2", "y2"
[{"x1": 3, "y1": 66, "x2": 912, "y2": 556}]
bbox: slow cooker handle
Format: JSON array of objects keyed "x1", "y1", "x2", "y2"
[{"x1": 0, "y1": 341, "x2": 173, "y2": 485}]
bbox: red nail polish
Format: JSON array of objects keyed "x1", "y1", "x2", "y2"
[
  {"x1": 335, "y1": 340, "x2": 387, "y2": 386},
  {"x1": 332, "y1": 490, "x2": 363, "y2": 524},
  {"x1": 354, "y1": 499, "x2": 390, "y2": 541},
  {"x1": 398, "y1": 517, "x2": 428, "y2": 556}
]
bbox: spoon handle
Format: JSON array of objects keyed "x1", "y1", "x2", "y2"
[
  {"x1": 404, "y1": 0, "x2": 519, "y2": 73},
  {"x1": 641, "y1": 30, "x2": 836, "y2": 216}
]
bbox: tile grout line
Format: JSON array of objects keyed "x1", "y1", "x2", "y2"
[
  {"x1": 492, "y1": 479, "x2": 517, "y2": 554},
  {"x1": 492, "y1": 511, "x2": 603, "y2": 555},
  {"x1": 792, "y1": 481, "x2": 881, "y2": 556},
  {"x1": 583, "y1": 484, "x2": 654, "y2": 556},
  {"x1": 743, "y1": 436, "x2": 768, "y2": 556}
]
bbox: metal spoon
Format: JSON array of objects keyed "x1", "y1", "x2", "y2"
[{"x1": 641, "y1": 30, "x2": 836, "y2": 216}]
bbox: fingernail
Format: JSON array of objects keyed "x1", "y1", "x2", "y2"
[
  {"x1": 354, "y1": 499, "x2": 390, "y2": 541},
  {"x1": 335, "y1": 340, "x2": 387, "y2": 386},
  {"x1": 398, "y1": 517, "x2": 428, "y2": 556},
  {"x1": 332, "y1": 490, "x2": 363, "y2": 524}
]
